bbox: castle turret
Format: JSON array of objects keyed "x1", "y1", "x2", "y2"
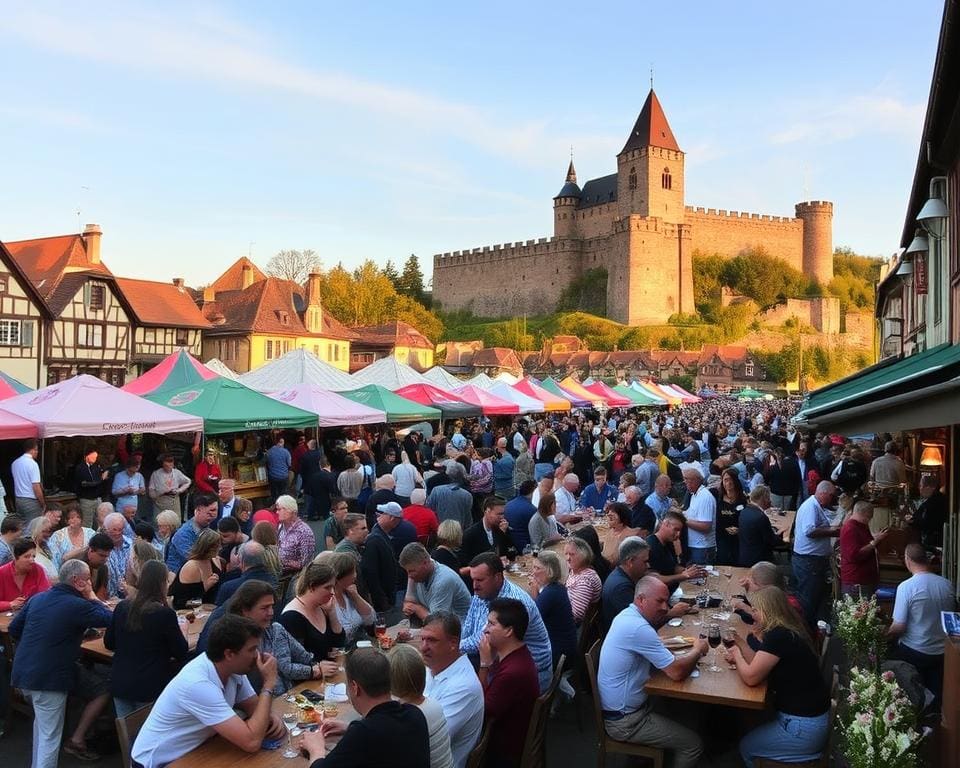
[
  {"x1": 795, "y1": 200, "x2": 834, "y2": 286},
  {"x1": 553, "y1": 159, "x2": 581, "y2": 238},
  {"x1": 616, "y1": 89, "x2": 685, "y2": 224}
]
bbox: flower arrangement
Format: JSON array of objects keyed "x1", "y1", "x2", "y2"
[
  {"x1": 839, "y1": 668, "x2": 921, "y2": 768},
  {"x1": 834, "y1": 593, "x2": 886, "y2": 666}
]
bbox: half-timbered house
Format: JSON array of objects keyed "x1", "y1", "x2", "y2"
[{"x1": 0, "y1": 242, "x2": 48, "y2": 388}]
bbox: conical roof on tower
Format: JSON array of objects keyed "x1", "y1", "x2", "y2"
[
  {"x1": 554, "y1": 158, "x2": 582, "y2": 199},
  {"x1": 620, "y1": 89, "x2": 680, "y2": 154}
]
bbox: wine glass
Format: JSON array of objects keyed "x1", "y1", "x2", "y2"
[
  {"x1": 721, "y1": 627, "x2": 737, "y2": 668},
  {"x1": 707, "y1": 624, "x2": 722, "y2": 673},
  {"x1": 719, "y1": 597, "x2": 732, "y2": 622},
  {"x1": 374, "y1": 613, "x2": 387, "y2": 641},
  {"x1": 692, "y1": 590, "x2": 708, "y2": 626},
  {"x1": 281, "y1": 712, "x2": 299, "y2": 758}
]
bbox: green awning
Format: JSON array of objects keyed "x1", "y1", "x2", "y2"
[
  {"x1": 146, "y1": 378, "x2": 319, "y2": 434},
  {"x1": 613, "y1": 383, "x2": 663, "y2": 406},
  {"x1": 736, "y1": 387, "x2": 765, "y2": 400},
  {"x1": 795, "y1": 343, "x2": 960, "y2": 431},
  {"x1": 339, "y1": 384, "x2": 441, "y2": 422}
]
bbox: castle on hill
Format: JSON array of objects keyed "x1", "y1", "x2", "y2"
[{"x1": 432, "y1": 89, "x2": 834, "y2": 326}]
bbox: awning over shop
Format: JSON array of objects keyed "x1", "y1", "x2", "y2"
[
  {"x1": 794, "y1": 343, "x2": 960, "y2": 434},
  {"x1": 340, "y1": 384, "x2": 442, "y2": 423}
]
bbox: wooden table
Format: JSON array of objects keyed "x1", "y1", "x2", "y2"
[
  {"x1": 80, "y1": 605, "x2": 214, "y2": 663},
  {"x1": 766, "y1": 509, "x2": 796, "y2": 543},
  {"x1": 645, "y1": 568, "x2": 768, "y2": 711}
]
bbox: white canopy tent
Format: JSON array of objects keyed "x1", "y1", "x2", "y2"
[
  {"x1": 240, "y1": 348, "x2": 355, "y2": 392},
  {"x1": 465, "y1": 372, "x2": 496, "y2": 390},
  {"x1": 349, "y1": 356, "x2": 431, "y2": 390},
  {"x1": 204, "y1": 358, "x2": 241, "y2": 381},
  {"x1": 487, "y1": 381, "x2": 545, "y2": 413},
  {"x1": 422, "y1": 366, "x2": 464, "y2": 390}
]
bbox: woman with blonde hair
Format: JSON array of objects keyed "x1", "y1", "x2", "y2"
[
  {"x1": 528, "y1": 492, "x2": 562, "y2": 548},
  {"x1": 124, "y1": 538, "x2": 166, "y2": 598},
  {"x1": 527, "y1": 550, "x2": 577, "y2": 674},
  {"x1": 251, "y1": 520, "x2": 282, "y2": 579},
  {"x1": 168, "y1": 528, "x2": 223, "y2": 608},
  {"x1": 431, "y1": 519, "x2": 471, "y2": 591},
  {"x1": 389, "y1": 644, "x2": 454, "y2": 768},
  {"x1": 724, "y1": 586, "x2": 830, "y2": 766},
  {"x1": 27, "y1": 516, "x2": 58, "y2": 582},
  {"x1": 323, "y1": 551, "x2": 374, "y2": 644},
  {"x1": 154, "y1": 509, "x2": 181, "y2": 562}
]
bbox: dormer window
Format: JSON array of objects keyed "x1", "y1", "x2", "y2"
[
  {"x1": 745, "y1": 362, "x2": 755, "y2": 377},
  {"x1": 278, "y1": 311, "x2": 289, "y2": 326}
]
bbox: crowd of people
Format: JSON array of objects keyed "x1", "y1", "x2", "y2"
[{"x1": 0, "y1": 395, "x2": 956, "y2": 767}]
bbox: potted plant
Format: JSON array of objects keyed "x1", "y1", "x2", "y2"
[
  {"x1": 834, "y1": 593, "x2": 886, "y2": 669},
  {"x1": 839, "y1": 668, "x2": 922, "y2": 768}
]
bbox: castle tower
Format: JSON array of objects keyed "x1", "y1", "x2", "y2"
[
  {"x1": 616, "y1": 89, "x2": 685, "y2": 224},
  {"x1": 795, "y1": 201, "x2": 834, "y2": 286},
  {"x1": 553, "y1": 159, "x2": 581, "y2": 238}
]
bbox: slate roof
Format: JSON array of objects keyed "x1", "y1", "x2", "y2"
[{"x1": 577, "y1": 173, "x2": 618, "y2": 210}]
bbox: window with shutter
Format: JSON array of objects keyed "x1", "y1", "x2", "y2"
[{"x1": 21, "y1": 320, "x2": 34, "y2": 348}]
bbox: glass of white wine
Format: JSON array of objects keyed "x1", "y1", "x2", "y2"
[{"x1": 281, "y1": 712, "x2": 299, "y2": 758}]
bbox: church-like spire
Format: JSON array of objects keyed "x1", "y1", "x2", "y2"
[
  {"x1": 565, "y1": 158, "x2": 577, "y2": 184},
  {"x1": 620, "y1": 88, "x2": 680, "y2": 154},
  {"x1": 554, "y1": 153, "x2": 581, "y2": 200}
]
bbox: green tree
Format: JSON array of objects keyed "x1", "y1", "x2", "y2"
[
  {"x1": 691, "y1": 252, "x2": 726, "y2": 319},
  {"x1": 556, "y1": 267, "x2": 609, "y2": 316},
  {"x1": 719, "y1": 248, "x2": 810, "y2": 309},
  {"x1": 396, "y1": 254, "x2": 426, "y2": 305},
  {"x1": 382, "y1": 259, "x2": 400, "y2": 287}
]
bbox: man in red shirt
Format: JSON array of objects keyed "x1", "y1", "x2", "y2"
[
  {"x1": 402, "y1": 488, "x2": 439, "y2": 545},
  {"x1": 839, "y1": 500, "x2": 888, "y2": 598},
  {"x1": 478, "y1": 597, "x2": 540, "y2": 768}
]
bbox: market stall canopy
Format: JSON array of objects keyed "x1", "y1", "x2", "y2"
[
  {"x1": 452, "y1": 384, "x2": 521, "y2": 416},
  {"x1": 494, "y1": 371, "x2": 520, "y2": 385},
  {"x1": 394, "y1": 383, "x2": 480, "y2": 418},
  {"x1": 0, "y1": 370, "x2": 32, "y2": 400},
  {"x1": 122, "y1": 349, "x2": 219, "y2": 396},
  {"x1": 145, "y1": 378, "x2": 318, "y2": 434},
  {"x1": 0, "y1": 407, "x2": 38, "y2": 439},
  {"x1": 488, "y1": 381, "x2": 545, "y2": 414},
  {"x1": 630, "y1": 381, "x2": 671, "y2": 406},
  {"x1": 512, "y1": 378, "x2": 571, "y2": 412},
  {"x1": 736, "y1": 387, "x2": 766, "y2": 400},
  {"x1": 349, "y1": 357, "x2": 430, "y2": 390},
  {"x1": 422, "y1": 366, "x2": 464, "y2": 390},
  {"x1": 539, "y1": 377, "x2": 591, "y2": 407},
  {"x1": 613, "y1": 383, "x2": 664, "y2": 406},
  {"x1": 340, "y1": 384, "x2": 441, "y2": 422},
  {"x1": 265, "y1": 384, "x2": 386, "y2": 426},
  {"x1": 2, "y1": 374, "x2": 203, "y2": 437},
  {"x1": 204, "y1": 358, "x2": 241, "y2": 381},
  {"x1": 582, "y1": 380, "x2": 633, "y2": 407},
  {"x1": 240, "y1": 348, "x2": 355, "y2": 392},
  {"x1": 659, "y1": 383, "x2": 701, "y2": 404},
  {"x1": 464, "y1": 372, "x2": 496, "y2": 390},
  {"x1": 697, "y1": 387, "x2": 720, "y2": 399},
  {"x1": 559, "y1": 376, "x2": 609, "y2": 407}
]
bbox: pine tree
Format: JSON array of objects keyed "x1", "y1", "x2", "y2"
[
  {"x1": 382, "y1": 259, "x2": 400, "y2": 287},
  {"x1": 397, "y1": 254, "x2": 426, "y2": 305}
]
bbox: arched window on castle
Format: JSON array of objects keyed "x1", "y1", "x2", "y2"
[
  {"x1": 661, "y1": 167, "x2": 672, "y2": 190},
  {"x1": 628, "y1": 167, "x2": 637, "y2": 190}
]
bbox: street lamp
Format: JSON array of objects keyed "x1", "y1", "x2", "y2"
[{"x1": 916, "y1": 195, "x2": 948, "y2": 240}]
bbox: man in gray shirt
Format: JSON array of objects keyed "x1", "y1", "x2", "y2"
[
  {"x1": 426, "y1": 462, "x2": 473, "y2": 530},
  {"x1": 399, "y1": 543, "x2": 472, "y2": 621}
]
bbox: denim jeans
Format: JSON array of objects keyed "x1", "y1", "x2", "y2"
[
  {"x1": 792, "y1": 553, "x2": 829, "y2": 626},
  {"x1": 688, "y1": 547, "x2": 716, "y2": 566},
  {"x1": 740, "y1": 709, "x2": 829, "y2": 767},
  {"x1": 114, "y1": 697, "x2": 151, "y2": 719},
  {"x1": 24, "y1": 689, "x2": 68, "y2": 768}
]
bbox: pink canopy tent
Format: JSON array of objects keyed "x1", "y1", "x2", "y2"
[
  {"x1": 637, "y1": 380, "x2": 682, "y2": 406},
  {"x1": 0, "y1": 407, "x2": 38, "y2": 439},
  {"x1": 583, "y1": 380, "x2": 632, "y2": 407},
  {"x1": 122, "y1": 349, "x2": 219, "y2": 396},
  {"x1": 452, "y1": 384, "x2": 521, "y2": 416},
  {"x1": 2, "y1": 374, "x2": 204, "y2": 437},
  {"x1": 558, "y1": 376, "x2": 608, "y2": 406},
  {"x1": 659, "y1": 383, "x2": 701, "y2": 404},
  {"x1": 265, "y1": 384, "x2": 386, "y2": 426},
  {"x1": 512, "y1": 378, "x2": 570, "y2": 412}
]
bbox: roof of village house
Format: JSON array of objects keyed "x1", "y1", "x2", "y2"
[
  {"x1": 0, "y1": 241, "x2": 50, "y2": 317},
  {"x1": 208, "y1": 257, "x2": 267, "y2": 293},
  {"x1": 650, "y1": 350, "x2": 700, "y2": 367},
  {"x1": 621, "y1": 89, "x2": 680, "y2": 154},
  {"x1": 5, "y1": 233, "x2": 116, "y2": 314},
  {"x1": 351, "y1": 320, "x2": 433, "y2": 349},
  {"x1": 203, "y1": 278, "x2": 355, "y2": 340},
  {"x1": 698, "y1": 344, "x2": 750, "y2": 366},
  {"x1": 115, "y1": 277, "x2": 213, "y2": 329},
  {"x1": 472, "y1": 347, "x2": 522, "y2": 368}
]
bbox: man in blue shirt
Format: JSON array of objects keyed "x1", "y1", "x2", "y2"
[
  {"x1": 644, "y1": 474, "x2": 673, "y2": 526},
  {"x1": 11, "y1": 559, "x2": 114, "y2": 766},
  {"x1": 635, "y1": 450, "x2": 661, "y2": 497},
  {"x1": 265, "y1": 436, "x2": 291, "y2": 502},
  {"x1": 504, "y1": 481, "x2": 537, "y2": 551},
  {"x1": 579, "y1": 466, "x2": 618, "y2": 514},
  {"x1": 492, "y1": 438, "x2": 516, "y2": 499},
  {"x1": 166, "y1": 492, "x2": 219, "y2": 572},
  {"x1": 111, "y1": 457, "x2": 146, "y2": 522},
  {"x1": 598, "y1": 575, "x2": 706, "y2": 768}
]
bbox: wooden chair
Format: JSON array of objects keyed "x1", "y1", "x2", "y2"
[
  {"x1": 755, "y1": 670, "x2": 839, "y2": 768},
  {"x1": 115, "y1": 703, "x2": 153, "y2": 768},
  {"x1": 829, "y1": 553, "x2": 841, "y2": 607},
  {"x1": 465, "y1": 719, "x2": 494, "y2": 768},
  {"x1": 584, "y1": 640, "x2": 664, "y2": 768},
  {"x1": 572, "y1": 602, "x2": 602, "y2": 729},
  {"x1": 519, "y1": 654, "x2": 566, "y2": 768}
]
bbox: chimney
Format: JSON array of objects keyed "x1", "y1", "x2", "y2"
[
  {"x1": 306, "y1": 271, "x2": 322, "y2": 306},
  {"x1": 241, "y1": 263, "x2": 253, "y2": 289},
  {"x1": 82, "y1": 223, "x2": 102, "y2": 265},
  {"x1": 172, "y1": 277, "x2": 185, "y2": 291},
  {"x1": 202, "y1": 285, "x2": 216, "y2": 302}
]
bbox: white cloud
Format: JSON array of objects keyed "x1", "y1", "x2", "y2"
[
  {"x1": 0, "y1": 104, "x2": 103, "y2": 132},
  {"x1": 768, "y1": 93, "x2": 924, "y2": 146}
]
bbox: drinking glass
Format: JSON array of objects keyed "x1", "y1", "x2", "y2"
[
  {"x1": 281, "y1": 712, "x2": 298, "y2": 758},
  {"x1": 374, "y1": 613, "x2": 387, "y2": 640},
  {"x1": 719, "y1": 597, "x2": 732, "y2": 622},
  {"x1": 707, "y1": 624, "x2": 722, "y2": 673},
  {"x1": 721, "y1": 627, "x2": 737, "y2": 668}
]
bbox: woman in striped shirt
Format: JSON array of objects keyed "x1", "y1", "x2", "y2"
[{"x1": 563, "y1": 537, "x2": 601, "y2": 624}]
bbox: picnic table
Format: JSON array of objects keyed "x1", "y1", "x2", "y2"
[
  {"x1": 766, "y1": 508, "x2": 796, "y2": 542},
  {"x1": 645, "y1": 566, "x2": 768, "y2": 710}
]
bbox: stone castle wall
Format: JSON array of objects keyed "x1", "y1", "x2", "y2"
[
  {"x1": 760, "y1": 296, "x2": 841, "y2": 334},
  {"x1": 843, "y1": 311, "x2": 875, "y2": 346},
  {"x1": 685, "y1": 206, "x2": 805, "y2": 269}
]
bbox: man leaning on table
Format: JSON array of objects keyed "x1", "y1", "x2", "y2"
[
  {"x1": 597, "y1": 575, "x2": 707, "y2": 768},
  {"x1": 131, "y1": 614, "x2": 286, "y2": 768}
]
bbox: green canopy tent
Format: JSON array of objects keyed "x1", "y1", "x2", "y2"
[
  {"x1": 736, "y1": 387, "x2": 766, "y2": 400},
  {"x1": 145, "y1": 378, "x2": 319, "y2": 434},
  {"x1": 613, "y1": 383, "x2": 664, "y2": 407},
  {"x1": 339, "y1": 384, "x2": 441, "y2": 423}
]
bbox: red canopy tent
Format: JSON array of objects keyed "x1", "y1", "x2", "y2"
[
  {"x1": 452, "y1": 384, "x2": 520, "y2": 416},
  {"x1": 583, "y1": 381, "x2": 632, "y2": 407},
  {"x1": 123, "y1": 349, "x2": 220, "y2": 396},
  {"x1": 393, "y1": 383, "x2": 480, "y2": 418},
  {"x1": 0, "y1": 407, "x2": 38, "y2": 439}
]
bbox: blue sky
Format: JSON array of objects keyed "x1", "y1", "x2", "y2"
[{"x1": 0, "y1": 1, "x2": 946, "y2": 287}]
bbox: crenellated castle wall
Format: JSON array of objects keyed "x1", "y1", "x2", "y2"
[{"x1": 684, "y1": 206, "x2": 805, "y2": 270}]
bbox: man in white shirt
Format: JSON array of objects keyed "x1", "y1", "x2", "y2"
[
  {"x1": 888, "y1": 543, "x2": 956, "y2": 706},
  {"x1": 12, "y1": 438, "x2": 44, "y2": 521},
  {"x1": 598, "y1": 576, "x2": 707, "y2": 768},
  {"x1": 132, "y1": 615, "x2": 286, "y2": 768},
  {"x1": 791, "y1": 481, "x2": 841, "y2": 626},
  {"x1": 682, "y1": 467, "x2": 716, "y2": 565},
  {"x1": 422, "y1": 611, "x2": 484, "y2": 768}
]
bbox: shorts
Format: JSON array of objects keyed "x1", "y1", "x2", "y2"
[{"x1": 74, "y1": 662, "x2": 111, "y2": 699}]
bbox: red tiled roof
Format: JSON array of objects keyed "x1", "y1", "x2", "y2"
[
  {"x1": 472, "y1": 347, "x2": 521, "y2": 368},
  {"x1": 208, "y1": 257, "x2": 267, "y2": 293},
  {"x1": 352, "y1": 321, "x2": 433, "y2": 349},
  {"x1": 621, "y1": 89, "x2": 680, "y2": 154},
  {"x1": 698, "y1": 344, "x2": 749, "y2": 366},
  {"x1": 115, "y1": 278, "x2": 212, "y2": 329},
  {"x1": 5, "y1": 233, "x2": 114, "y2": 310}
]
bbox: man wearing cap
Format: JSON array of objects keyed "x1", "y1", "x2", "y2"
[
  {"x1": 361, "y1": 502, "x2": 415, "y2": 622},
  {"x1": 681, "y1": 466, "x2": 716, "y2": 565}
]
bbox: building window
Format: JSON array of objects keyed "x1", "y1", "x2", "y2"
[
  {"x1": 662, "y1": 167, "x2": 672, "y2": 190},
  {"x1": 0, "y1": 276, "x2": 7, "y2": 293},
  {"x1": 176, "y1": 328, "x2": 189, "y2": 346},
  {"x1": 283, "y1": 339, "x2": 291, "y2": 353},
  {"x1": 0, "y1": 319, "x2": 20, "y2": 346},
  {"x1": 279, "y1": 311, "x2": 289, "y2": 326},
  {"x1": 232, "y1": 340, "x2": 240, "y2": 361},
  {"x1": 77, "y1": 323, "x2": 103, "y2": 348},
  {"x1": 88, "y1": 284, "x2": 105, "y2": 311},
  {"x1": 327, "y1": 343, "x2": 333, "y2": 360},
  {"x1": 333, "y1": 344, "x2": 340, "y2": 362},
  {"x1": 265, "y1": 340, "x2": 274, "y2": 359},
  {"x1": 628, "y1": 167, "x2": 637, "y2": 190},
  {"x1": 313, "y1": 344, "x2": 319, "y2": 356},
  {"x1": 745, "y1": 362, "x2": 754, "y2": 377}
]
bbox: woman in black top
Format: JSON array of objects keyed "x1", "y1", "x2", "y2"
[
  {"x1": 713, "y1": 469, "x2": 746, "y2": 566},
  {"x1": 724, "y1": 586, "x2": 830, "y2": 766},
  {"x1": 278, "y1": 562, "x2": 346, "y2": 662},
  {"x1": 105, "y1": 560, "x2": 188, "y2": 717},
  {"x1": 168, "y1": 528, "x2": 224, "y2": 608}
]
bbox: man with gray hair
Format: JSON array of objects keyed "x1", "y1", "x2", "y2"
[
  {"x1": 10, "y1": 559, "x2": 114, "y2": 766},
  {"x1": 682, "y1": 466, "x2": 716, "y2": 565},
  {"x1": 792, "y1": 480, "x2": 841, "y2": 626},
  {"x1": 624, "y1": 486, "x2": 655, "y2": 534},
  {"x1": 215, "y1": 541, "x2": 278, "y2": 607},
  {"x1": 102, "y1": 511, "x2": 133, "y2": 598},
  {"x1": 400, "y1": 542, "x2": 472, "y2": 621},
  {"x1": 426, "y1": 462, "x2": 474, "y2": 530}
]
